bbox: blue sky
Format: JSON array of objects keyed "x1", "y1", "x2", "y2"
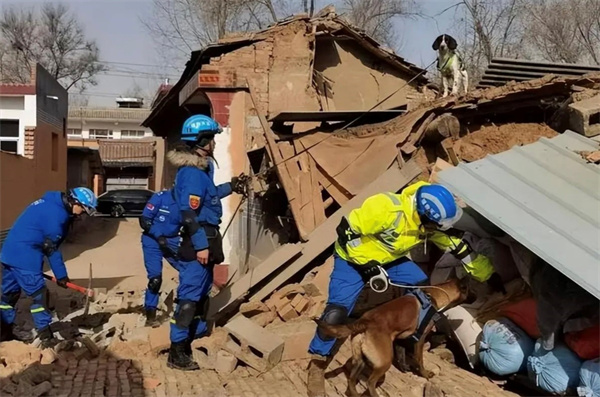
[{"x1": 1, "y1": 0, "x2": 459, "y2": 106}]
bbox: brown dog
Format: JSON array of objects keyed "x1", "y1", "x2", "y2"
[{"x1": 315, "y1": 278, "x2": 468, "y2": 397}]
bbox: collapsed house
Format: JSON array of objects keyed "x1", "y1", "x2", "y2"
[{"x1": 2, "y1": 8, "x2": 599, "y2": 397}]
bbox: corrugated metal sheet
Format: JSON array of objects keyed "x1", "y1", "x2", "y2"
[
  {"x1": 99, "y1": 140, "x2": 155, "y2": 167},
  {"x1": 478, "y1": 58, "x2": 600, "y2": 88},
  {"x1": 439, "y1": 130, "x2": 600, "y2": 299},
  {"x1": 69, "y1": 107, "x2": 151, "y2": 122}
]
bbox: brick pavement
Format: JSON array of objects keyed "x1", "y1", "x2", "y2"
[{"x1": 37, "y1": 342, "x2": 520, "y2": 397}]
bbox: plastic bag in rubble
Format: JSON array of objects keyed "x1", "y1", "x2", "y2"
[
  {"x1": 527, "y1": 339, "x2": 582, "y2": 394},
  {"x1": 479, "y1": 317, "x2": 534, "y2": 376},
  {"x1": 579, "y1": 358, "x2": 600, "y2": 397}
]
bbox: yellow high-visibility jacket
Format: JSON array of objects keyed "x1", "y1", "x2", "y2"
[{"x1": 335, "y1": 181, "x2": 494, "y2": 282}]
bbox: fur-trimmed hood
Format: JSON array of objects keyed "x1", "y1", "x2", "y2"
[{"x1": 167, "y1": 146, "x2": 209, "y2": 170}]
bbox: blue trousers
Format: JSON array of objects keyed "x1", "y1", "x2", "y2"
[
  {"x1": 1, "y1": 264, "x2": 53, "y2": 331},
  {"x1": 170, "y1": 259, "x2": 213, "y2": 343},
  {"x1": 308, "y1": 255, "x2": 428, "y2": 356},
  {"x1": 142, "y1": 234, "x2": 163, "y2": 310}
]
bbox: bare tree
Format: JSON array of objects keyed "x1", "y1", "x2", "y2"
[
  {"x1": 143, "y1": 0, "x2": 286, "y2": 64},
  {"x1": 0, "y1": 3, "x2": 106, "y2": 91},
  {"x1": 451, "y1": 0, "x2": 528, "y2": 82},
  {"x1": 339, "y1": 0, "x2": 420, "y2": 49},
  {"x1": 525, "y1": 0, "x2": 600, "y2": 64}
]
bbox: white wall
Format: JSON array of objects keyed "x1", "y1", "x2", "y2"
[
  {"x1": 66, "y1": 119, "x2": 153, "y2": 139},
  {"x1": 212, "y1": 127, "x2": 234, "y2": 265},
  {"x1": 0, "y1": 95, "x2": 37, "y2": 155}
]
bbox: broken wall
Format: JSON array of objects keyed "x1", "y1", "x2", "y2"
[{"x1": 314, "y1": 37, "x2": 420, "y2": 111}]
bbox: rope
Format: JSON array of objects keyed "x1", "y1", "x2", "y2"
[{"x1": 253, "y1": 59, "x2": 438, "y2": 178}]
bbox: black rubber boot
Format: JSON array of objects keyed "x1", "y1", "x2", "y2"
[
  {"x1": 167, "y1": 341, "x2": 200, "y2": 371},
  {"x1": 145, "y1": 309, "x2": 160, "y2": 328},
  {"x1": 184, "y1": 337, "x2": 193, "y2": 357},
  {"x1": 37, "y1": 326, "x2": 59, "y2": 349},
  {"x1": 0, "y1": 322, "x2": 15, "y2": 342}
]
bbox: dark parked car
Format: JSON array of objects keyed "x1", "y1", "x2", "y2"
[{"x1": 96, "y1": 189, "x2": 154, "y2": 217}]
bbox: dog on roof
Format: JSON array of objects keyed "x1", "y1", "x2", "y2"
[{"x1": 432, "y1": 34, "x2": 469, "y2": 97}]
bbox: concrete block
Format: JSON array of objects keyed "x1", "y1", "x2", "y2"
[
  {"x1": 569, "y1": 95, "x2": 600, "y2": 137},
  {"x1": 223, "y1": 315, "x2": 284, "y2": 372},
  {"x1": 277, "y1": 303, "x2": 299, "y2": 322},
  {"x1": 215, "y1": 350, "x2": 237, "y2": 375},
  {"x1": 269, "y1": 321, "x2": 317, "y2": 361}
]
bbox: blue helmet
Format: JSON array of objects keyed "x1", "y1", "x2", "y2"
[
  {"x1": 416, "y1": 184, "x2": 462, "y2": 230},
  {"x1": 70, "y1": 187, "x2": 97, "y2": 215},
  {"x1": 181, "y1": 114, "x2": 222, "y2": 144}
]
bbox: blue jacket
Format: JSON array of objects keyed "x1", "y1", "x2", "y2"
[
  {"x1": 141, "y1": 190, "x2": 182, "y2": 239},
  {"x1": 168, "y1": 150, "x2": 232, "y2": 251},
  {"x1": 199, "y1": 160, "x2": 232, "y2": 225},
  {"x1": 0, "y1": 192, "x2": 71, "y2": 279}
]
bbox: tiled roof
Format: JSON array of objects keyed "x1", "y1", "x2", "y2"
[
  {"x1": 69, "y1": 107, "x2": 151, "y2": 122},
  {"x1": 98, "y1": 140, "x2": 155, "y2": 167}
]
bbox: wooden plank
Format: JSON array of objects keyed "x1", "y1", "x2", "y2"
[
  {"x1": 247, "y1": 83, "x2": 308, "y2": 239},
  {"x1": 299, "y1": 169, "x2": 314, "y2": 232},
  {"x1": 313, "y1": 161, "x2": 351, "y2": 205},
  {"x1": 309, "y1": 156, "x2": 326, "y2": 225},
  {"x1": 401, "y1": 113, "x2": 436, "y2": 153},
  {"x1": 250, "y1": 160, "x2": 422, "y2": 302},
  {"x1": 207, "y1": 243, "x2": 303, "y2": 318}
]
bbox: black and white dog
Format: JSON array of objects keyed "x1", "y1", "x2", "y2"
[{"x1": 432, "y1": 34, "x2": 469, "y2": 97}]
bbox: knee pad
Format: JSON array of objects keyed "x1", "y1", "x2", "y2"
[
  {"x1": 0, "y1": 290, "x2": 20, "y2": 307},
  {"x1": 147, "y1": 276, "x2": 162, "y2": 294},
  {"x1": 194, "y1": 295, "x2": 210, "y2": 321},
  {"x1": 317, "y1": 304, "x2": 348, "y2": 341},
  {"x1": 174, "y1": 300, "x2": 197, "y2": 328},
  {"x1": 30, "y1": 287, "x2": 49, "y2": 308}
]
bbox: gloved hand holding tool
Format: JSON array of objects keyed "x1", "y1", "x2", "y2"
[{"x1": 43, "y1": 273, "x2": 94, "y2": 298}]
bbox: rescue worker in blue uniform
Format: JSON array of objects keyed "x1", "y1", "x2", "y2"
[
  {"x1": 306, "y1": 182, "x2": 505, "y2": 396},
  {"x1": 139, "y1": 189, "x2": 182, "y2": 327},
  {"x1": 166, "y1": 114, "x2": 247, "y2": 371},
  {"x1": 0, "y1": 188, "x2": 97, "y2": 346}
]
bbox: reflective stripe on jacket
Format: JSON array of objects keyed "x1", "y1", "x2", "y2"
[{"x1": 335, "y1": 181, "x2": 494, "y2": 282}]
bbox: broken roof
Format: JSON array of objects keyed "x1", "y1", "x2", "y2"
[
  {"x1": 478, "y1": 58, "x2": 600, "y2": 88},
  {"x1": 439, "y1": 130, "x2": 600, "y2": 299},
  {"x1": 143, "y1": 8, "x2": 427, "y2": 127}
]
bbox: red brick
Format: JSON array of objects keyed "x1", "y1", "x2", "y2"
[
  {"x1": 277, "y1": 303, "x2": 299, "y2": 322},
  {"x1": 291, "y1": 295, "x2": 310, "y2": 313}
]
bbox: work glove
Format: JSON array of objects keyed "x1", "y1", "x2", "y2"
[
  {"x1": 231, "y1": 173, "x2": 249, "y2": 195},
  {"x1": 157, "y1": 236, "x2": 168, "y2": 250},
  {"x1": 361, "y1": 261, "x2": 383, "y2": 279},
  {"x1": 336, "y1": 217, "x2": 359, "y2": 247},
  {"x1": 56, "y1": 277, "x2": 70, "y2": 289},
  {"x1": 487, "y1": 272, "x2": 507, "y2": 295}
]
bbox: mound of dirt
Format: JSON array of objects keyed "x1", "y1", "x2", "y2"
[{"x1": 454, "y1": 123, "x2": 558, "y2": 162}]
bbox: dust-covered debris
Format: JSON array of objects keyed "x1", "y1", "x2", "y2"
[
  {"x1": 578, "y1": 150, "x2": 600, "y2": 163},
  {"x1": 454, "y1": 123, "x2": 558, "y2": 162}
]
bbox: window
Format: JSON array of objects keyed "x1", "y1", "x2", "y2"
[
  {"x1": 67, "y1": 128, "x2": 82, "y2": 138},
  {"x1": 121, "y1": 130, "x2": 146, "y2": 139},
  {"x1": 89, "y1": 129, "x2": 113, "y2": 139},
  {"x1": 51, "y1": 133, "x2": 58, "y2": 171},
  {"x1": 0, "y1": 119, "x2": 20, "y2": 154}
]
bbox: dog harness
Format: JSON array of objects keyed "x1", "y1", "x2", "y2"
[
  {"x1": 437, "y1": 54, "x2": 456, "y2": 75},
  {"x1": 405, "y1": 288, "x2": 439, "y2": 342}
]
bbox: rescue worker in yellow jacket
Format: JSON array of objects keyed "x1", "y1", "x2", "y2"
[{"x1": 307, "y1": 181, "x2": 503, "y2": 396}]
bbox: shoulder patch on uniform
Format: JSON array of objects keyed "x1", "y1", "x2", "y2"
[
  {"x1": 146, "y1": 203, "x2": 155, "y2": 211},
  {"x1": 189, "y1": 195, "x2": 201, "y2": 210}
]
